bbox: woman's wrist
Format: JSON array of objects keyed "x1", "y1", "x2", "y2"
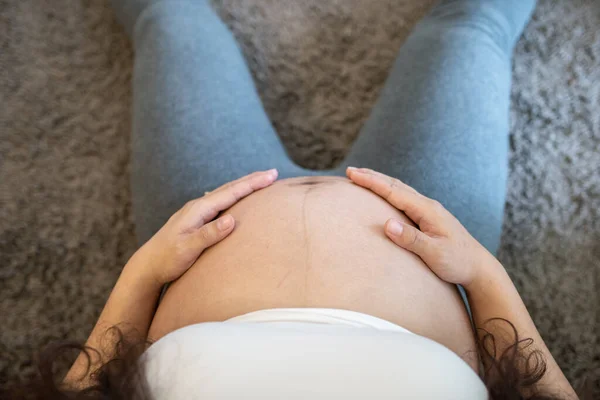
[
  {"x1": 122, "y1": 248, "x2": 165, "y2": 292},
  {"x1": 463, "y1": 251, "x2": 507, "y2": 294}
]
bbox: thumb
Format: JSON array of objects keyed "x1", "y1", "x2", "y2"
[
  {"x1": 384, "y1": 218, "x2": 432, "y2": 258},
  {"x1": 190, "y1": 214, "x2": 236, "y2": 252},
  {"x1": 156, "y1": 214, "x2": 236, "y2": 285}
]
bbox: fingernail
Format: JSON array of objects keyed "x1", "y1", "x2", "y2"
[
  {"x1": 217, "y1": 215, "x2": 234, "y2": 231},
  {"x1": 387, "y1": 219, "x2": 403, "y2": 236},
  {"x1": 266, "y1": 168, "x2": 278, "y2": 178}
]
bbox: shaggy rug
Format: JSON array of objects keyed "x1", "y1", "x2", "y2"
[{"x1": 1, "y1": 0, "x2": 598, "y2": 395}]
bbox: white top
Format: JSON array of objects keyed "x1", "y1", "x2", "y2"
[{"x1": 140, "y1": 308, "x2": 488, "y2": 399}]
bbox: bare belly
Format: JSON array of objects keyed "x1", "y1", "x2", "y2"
[{"x1": 148, "y1": 176, "x2": 478, "y2": 369}]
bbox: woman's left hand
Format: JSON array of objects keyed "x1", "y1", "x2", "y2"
[{"x1": 132, "y1": 169, "x2": 279, "y2": 287}]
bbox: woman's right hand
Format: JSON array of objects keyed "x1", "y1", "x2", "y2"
[
  {"x1": 348, "y1": 167, "x2": 580, "y2": 400},
  {"x1": 346, "y1": 167, "x2": 499, "y2": 288}
]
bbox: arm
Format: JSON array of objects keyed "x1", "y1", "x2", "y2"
[
  {"x1": 63, "y1": 251, "x2": 162, "y2": 387},
  {"x1": 347, "y1": 166, "x2": 578, "y2": 399},
  {"x1": 464, "y1": 256, "x2": 578, "y2": 399},
  {"x1": 63, "y1": 169, "x2": 279, "y2": 388}
]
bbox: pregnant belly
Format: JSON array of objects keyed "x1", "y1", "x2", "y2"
[{"x1": 148, "y1": 176, "x2": 478, "y2": 369}]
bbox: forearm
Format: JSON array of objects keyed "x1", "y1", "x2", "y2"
[
  {"x1": 63, "y1": 251, "x2": 161, "y2": 387},
  {"x1": 465, "y1": 258, "x2": 578, "y2": 399}
]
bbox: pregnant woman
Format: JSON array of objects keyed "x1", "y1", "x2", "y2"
[{"x1": 7, "y1": 0, "x2": 580, "y2": 399}]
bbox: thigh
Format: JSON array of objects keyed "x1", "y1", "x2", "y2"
[
  {"x1": 337, "y1": 0, "x2": 536, "y2": 254},
  {"x1": 113, "y1": 0, "x2": 310, "y2": 244}
]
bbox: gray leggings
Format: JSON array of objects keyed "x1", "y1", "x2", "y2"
[{"x1": 112, "y1": 0, "x2": 536, "y2": 254}]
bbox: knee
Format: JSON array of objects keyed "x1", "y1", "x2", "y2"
[
  {"x1": 132, "y1": 0, "x2": 227, "y2": 43},
  {"x1": 425, "y1": 0, "x2": 536, "y2": 52},
  {"x1": 115, "y1": 0, "x2": 218, "y2": 39}
]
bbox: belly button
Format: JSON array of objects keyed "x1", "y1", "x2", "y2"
[
  {"x1": 288, "y1": 180, "x2": 323, "y2": 186},
  {"x1": 284, "y1": 177, "x2": 347, "y2": 187}
]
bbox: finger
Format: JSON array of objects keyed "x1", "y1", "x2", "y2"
[
  {"x1": 346, "y1": 167, "x2": 430, "y2": 225},
  {"x1": 191, "y1": 169, "x2": 278, "y2": 225},
  {"x1": 209, "y1": 169, "x2": 278, "y2": 195},
  {"x1": 188, "y1": 214, "x2": 236, "y2": 253},
  {"x1": 347, "y1": 167, "x2": 419, "y2": 195},
  {"x1": 384, "y1": 218, "x2": 433, "y2": 259}
]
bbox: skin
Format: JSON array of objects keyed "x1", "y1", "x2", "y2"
[
  {"x1": 64, "y1": 170, "x2": 279, "y2": 387},
  {"x1": 64, "y1": 168, "x2": 577, "y2": 398},
  {"x1": 148, "y1": 175, "x2": 478, "y2": 370},
  {"x1": 345, "y1": 168, "x2": 577, "y2": 399}
]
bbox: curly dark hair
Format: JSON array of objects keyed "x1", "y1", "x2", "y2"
[{"x1": 0, "y1": 319, "x2": 591, "y2": 399}]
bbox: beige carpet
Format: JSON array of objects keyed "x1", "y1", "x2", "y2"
[{"x1": 1, "y1": 0, "x2": 598, "y2": 395}]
